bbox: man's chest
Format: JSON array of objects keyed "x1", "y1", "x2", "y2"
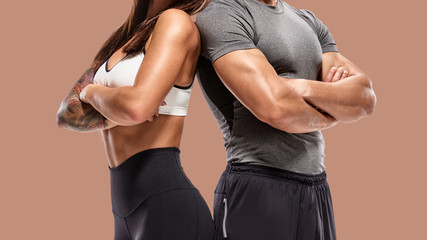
[{"x1": 252, "y1": 12, "x2": 323, "y2": 79}]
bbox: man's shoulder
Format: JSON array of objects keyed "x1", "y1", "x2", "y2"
[{"x1": 196, "y1": 0, "x2": 251, "y2": 30}]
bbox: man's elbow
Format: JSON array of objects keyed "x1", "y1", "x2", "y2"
[
  {"x1": 256, "y1": 105, "x2": 295, "y2": 132},
  {"x1": 351, "y1": 74, "x2": 376, "y2": 119},
  {"x1": 341, "y1": 84, "x2": 376, "y2": 122},
  {"x1": 363, "y1": 88, "x2": 376, "y2": 116},
  {"x1": 360, "y1": 74, "x2": 376, "y2": 116}
]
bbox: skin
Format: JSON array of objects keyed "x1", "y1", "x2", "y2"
[
  {"x1": 289, "y1": 52, "x2": 376, "y2": 122},
  {"x1": 56, "y1": 68, "x2": 117, "y2": 132},
  {"x1": 57, "y1": 7, "x2": 201, "y2": 168},
  {"x1": 214, "y1": 49, "x2": 376, "y2": 133},
  {"x1": 212, "y1": 1, "x2": 376, "y2": 134}
]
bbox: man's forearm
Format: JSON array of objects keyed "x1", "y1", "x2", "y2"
[
  {"x1": 56, "y1": 69, "x2": 117, "y2": 132},
  {"x1": 259, "y1": 77, "x2": 338, "y2": 133},
  {"x1": 268, "y1": 101, "x2": 338, "y2": 133},
  {"x1": 298, "y1": 74, "x2": 376, "y2": 122}
]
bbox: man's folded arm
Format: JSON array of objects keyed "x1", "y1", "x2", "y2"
[
  {"x1": 296, "y1": 52, "x2": 377, "y2": 122},
  {"x1": 213, "y1": 48, "x2": 337, "y2": 134}
]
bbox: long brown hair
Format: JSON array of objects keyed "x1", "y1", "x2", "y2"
[{"x1": 92, "y1": 0, "x2": 208, "y2": 71}]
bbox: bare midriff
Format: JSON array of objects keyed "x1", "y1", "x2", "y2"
[{"x1": 101, "y1": 115, "x2": 185, "y2": 168}]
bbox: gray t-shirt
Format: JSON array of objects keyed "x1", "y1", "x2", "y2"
[{"x1": 196, "y1": 0, "x2": 338, "y2": 174}]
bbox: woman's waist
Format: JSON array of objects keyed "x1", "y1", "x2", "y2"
[{"x1": 101, "y1": 115, "x2": 184, "y2": 167}]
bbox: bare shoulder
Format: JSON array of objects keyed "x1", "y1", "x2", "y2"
[
  {"x1": 155, "y1": 9, "x2": 200, "y2": 44},
  {"x1": 159, "y1": 8, "x2": 194, "y2": 23}
]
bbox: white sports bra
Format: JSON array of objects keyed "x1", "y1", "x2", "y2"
[{"x1": 93, "y1": 51, "x2": 193, "y2": 116}]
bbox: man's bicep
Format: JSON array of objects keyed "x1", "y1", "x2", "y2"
[{"x1": 212, "y1": 49, "x2": 281, "y2": 115}]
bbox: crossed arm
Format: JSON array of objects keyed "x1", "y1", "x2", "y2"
[
  {"x1": 290, "y1": 52, "x2": 376, "y2": 122},
  {"x1": 56, "y1": 68, "x2": 117, "y2": 132},
  {"x1": 79, "y1": 10, "x2": 199, "y2": 125},
  {"x1": 213, "y1": 49, "x2": 376, "y2": 133},
  {"x1": 57, "y1": 10, "x2": 198, "y2": 131}
]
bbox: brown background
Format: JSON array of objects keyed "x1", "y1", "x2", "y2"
[{"x1": 1, "y1": 0, "x2": 426, "y2": 239}]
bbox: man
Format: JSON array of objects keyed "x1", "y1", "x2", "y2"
[{"x1": 195, "y1": 0, "x2": 376, "y2": 239}]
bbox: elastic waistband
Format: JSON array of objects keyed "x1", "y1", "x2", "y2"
[
  {"x1": 108, "y1": 147, "x2": 195, "y2": 217},
  {"x1": 109, "y1": 147, "x2": 180, "y2": 171},
  {"x1": 226, "y1": 163, "x2": 326, "y2": 185}
]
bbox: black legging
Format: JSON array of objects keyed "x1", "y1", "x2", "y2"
[{"x1": 109, "y1": 147, "x2": 214, "y2": 240}]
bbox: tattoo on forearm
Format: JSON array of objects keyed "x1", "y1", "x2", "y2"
[{"x1": 57, "y1": 68, "x2": 110, "y2": 132}]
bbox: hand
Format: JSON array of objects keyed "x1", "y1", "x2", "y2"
[
  {"x1": 287, "y1": 66, "x2": 349, "y2": 96},
  {"x1": 56, "y1": 68, "x2": 117, "y2": 132},
  {"x1": 324, "y1": 66, "x2": 349, "y2": 82},
  {"x1": 79, "y1": 84, "x2": 93, "y2": 104},
  {"x1": 146, "y1": 101, "x2": 167, "y2": 122}
]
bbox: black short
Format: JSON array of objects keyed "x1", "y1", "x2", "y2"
[
  {"x1": 110, "y1": 147, "x2": 214, "y2": 240},
  {"x1": 214, "y1": 163, "x2": 336, "y2": 240}
]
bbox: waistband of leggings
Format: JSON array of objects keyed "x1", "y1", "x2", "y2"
[
  {"x1": 109, "y1": 147, "x2": 181, "y2": 171},
  {"x1": 226, "y1": 162, "x2": 327, "y2": 185},
  {"x1": 108, "y1": 147, "x2": 196, "y2": 217}
]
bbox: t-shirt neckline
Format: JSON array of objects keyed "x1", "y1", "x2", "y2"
[{"x1": 245, "y1": 0, "x2": 285, "y2": 14}]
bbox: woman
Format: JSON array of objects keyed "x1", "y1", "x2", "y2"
[{"x1": 56, "y1": 0, "x2": 214, "y2": 239}]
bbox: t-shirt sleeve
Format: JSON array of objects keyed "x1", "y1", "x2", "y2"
[
  {"x1": 196, "y1": 3, "x2": 256, "y2": 63},
  {"x1": 300, "y1": 9, "x2": 338, "y2": 53}
]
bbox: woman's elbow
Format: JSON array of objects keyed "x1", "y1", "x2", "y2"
[
  {"x1": 56, "y1": 107, "x2": 71, "y2": 129},
  {"x1": 124, "y1": 103, "x2": 155, "y2": 125},
  {"x1": 56, "y1": 113, "x2": 66, "y2": 128}
]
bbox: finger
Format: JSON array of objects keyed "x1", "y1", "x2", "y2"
[
  {"x1": 161, "y1": 101, "x2": 167, "y2": 106},
  {"x1": 332, "y1": 67, "x2": 344, "y2": 82},
  {"x1": 324, "y1": 67, "x2": 337, "y2": 82},
  {"x1": 341, "y1": 70, "x2": 349, "y2": 80}
]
